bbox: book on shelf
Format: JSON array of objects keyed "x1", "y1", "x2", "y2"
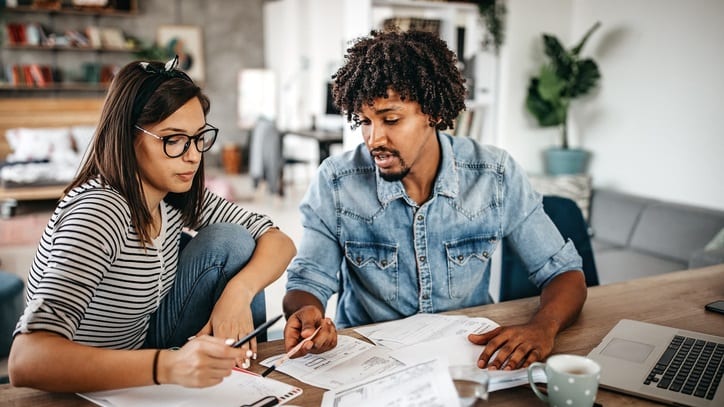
[
  {"x1": 382, "y1": 17, "x2": 441, "y2": 35},
  {"x1": 85, "y1": 26, "x2": 102, "y2": 48},
  {"x1": 99, "y1": 27, "x2": 126, "y2": 49},
  {"x1": 454, "y1": 105, "x2": 486, "y2": 142},
  {"x1": 2, "y1": 64, "x2": 56, "y2": 87}
]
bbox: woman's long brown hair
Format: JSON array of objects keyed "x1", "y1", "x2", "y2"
[{"x1": 66, "y1": 60, "x2": 210, "y2": 245}]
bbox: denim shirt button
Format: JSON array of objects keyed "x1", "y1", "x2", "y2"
[
  {"x1": 457, "y1": 255, "x2": 464, "y2": 261},
  {"x1": 381, "y1": 260, "x2": 388, "y2": 266},
  {"x1": 356, "y1": 256, "x2": 362, "y2": 264},
  {"x1": 419, "y1": 256, "x2": 426, "y2": 263},
  {"x1": 422, "y1": 293, "x2": 430, "y2": 300},
  {"x1": 417, "y1": 215, "x2": 424, "y2": 221},
  {"x1": 482, "y1": 251, "x2": 489, "y2": 258}
]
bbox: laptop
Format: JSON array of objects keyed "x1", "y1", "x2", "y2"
[{"x1": 587, "y1": 319, "x2": 723, "y2": 407}]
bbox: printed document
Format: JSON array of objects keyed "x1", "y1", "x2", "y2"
[
  {"x1": 260, "y1": 335, "x2": 403, "y2": 389},
  {"x1": 263, "y1": 313, "x2": 545, "y2": 393},
  {"x1": 79, "y1": 368, "x2": 302, "y2": 407},
  {"x1": 320, "y1": 358, "x2": 460, "y2": 407},
  {"x1": 389, "y1": 334, "x2": 546, "y2": 392},
  {"x1": 354, "y1": 313, "x2": 499, "y2": 349}
]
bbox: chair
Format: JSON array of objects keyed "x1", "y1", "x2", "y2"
[
  {"x1": 499, "y1": 195, "x2": 599, "y2": 302},
  {"x1": 248, "y1": 118, "x2": 312, "y2": 196}
]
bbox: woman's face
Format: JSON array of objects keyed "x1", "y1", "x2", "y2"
[{"x1": 133, "y1": 97, "x2": 206, "y2": 205}]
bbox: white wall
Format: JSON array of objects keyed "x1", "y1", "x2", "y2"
[
  {"x1": 498, "y1": 0, "x2": 724, "y2": 210},
  {"x1": 264, "y1": 0, "x2": 344, "y2": 131}
]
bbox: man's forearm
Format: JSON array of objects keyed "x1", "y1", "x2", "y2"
[
  {"x1": 532, "y1": 270, "x2": 587, "y2": 334},
  {"x1": 282, "y1": 290, "x2": 326, "y2": 319}
]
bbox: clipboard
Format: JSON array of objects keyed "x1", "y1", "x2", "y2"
[{"x1": 79, "y1": 368, "x2": 302, "y2": 407}]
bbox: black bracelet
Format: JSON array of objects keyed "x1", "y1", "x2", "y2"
[{"x1": 152, "y1": 349, "x2": 162, "y2": 385}]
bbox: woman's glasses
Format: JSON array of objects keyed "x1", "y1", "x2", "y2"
[{"x1": 135, "y1": 124, "x2": 218, "y2": 158}]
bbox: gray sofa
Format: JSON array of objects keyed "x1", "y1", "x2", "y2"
[{"x1": 589, "y1": 189, "x2": 724, "y2": 284}]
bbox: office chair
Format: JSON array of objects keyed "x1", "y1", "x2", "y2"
[{"x1": 499, "y1": 195, "x2": 599, "y2": 302}]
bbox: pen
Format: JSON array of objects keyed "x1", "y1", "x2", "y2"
[
  {"x1": 241, "y1": 395, "x2": 279, "y2": 407},
  {"x1": 261, "y1": 326, "x2": 322, "y2": 377},
  {"x1": 231, "y1": 314, "x2": 283, "y2": 348}
]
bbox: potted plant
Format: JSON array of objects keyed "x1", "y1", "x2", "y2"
[{"x1": 525, "y1": 21, "x2": 602, "y2": 175}]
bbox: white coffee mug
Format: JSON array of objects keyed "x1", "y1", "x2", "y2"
[{"x1": 527, "y1": 354, "x2": 601, "y2": 407}]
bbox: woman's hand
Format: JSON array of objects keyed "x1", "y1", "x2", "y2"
[
  {"x1": 195, "y1": 286, "x2": 256, "y2": 368},
  {"x1": 159, "y1": 335, "x2": 246, "y2": 387}
]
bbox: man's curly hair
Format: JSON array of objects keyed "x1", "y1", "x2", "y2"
[{"x1": 332, "y1": 29, "x2": 467, "y2": 131}]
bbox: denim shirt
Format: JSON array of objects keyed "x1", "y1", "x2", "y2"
[{"x1": 286, "y1": 132, "x2": 582, "y2": 328}]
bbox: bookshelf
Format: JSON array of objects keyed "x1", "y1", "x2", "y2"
[{"x1": 0, "y1": 0, "x2": 140, "y2": 93}]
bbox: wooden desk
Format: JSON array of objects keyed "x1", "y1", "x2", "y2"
[
  {"x1": 2, "y1": 265, "x2": 722, "y2": 406},
  {"x1": 282, "y1": 129, "x2": 343, "y2": 164}
]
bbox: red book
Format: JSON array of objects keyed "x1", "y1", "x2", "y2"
[
  {"x1": 28, "y1": 64, "x2": 46, "y2": 87},
  {"x1": 22, "y1": 65, "x2": 35, "y2": 86}
]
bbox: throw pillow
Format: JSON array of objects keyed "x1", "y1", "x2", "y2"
[
  {"x1": 528, "y1": 174, "x2": 592, "y2": 221},
  {"x1": 705, "y1": 228, "x2": 724, "y2": 251}
]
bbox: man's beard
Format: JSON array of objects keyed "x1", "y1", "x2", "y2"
[
  {"x1": 371, "y1": 148, "x2": 409, "y2": 182},
  {"x1": 380, "y1": 167, "x2": 410, "y2": 182}
]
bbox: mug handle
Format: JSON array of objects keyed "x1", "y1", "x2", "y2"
[{"x1": 528, "y1": 362, "x2": 548, "y2": 403}]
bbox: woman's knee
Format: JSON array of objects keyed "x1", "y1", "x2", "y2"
[{"x1": 181, "y1": 223, "x2": 256, "y2": 271}]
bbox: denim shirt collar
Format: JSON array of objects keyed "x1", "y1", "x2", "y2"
[{"x1": 375, "y1": 132, "x2": 459, "y2": 206}]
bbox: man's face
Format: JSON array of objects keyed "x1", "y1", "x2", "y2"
[{"x1": 359, "y1": 89, "x2": 437, "y2": 182}]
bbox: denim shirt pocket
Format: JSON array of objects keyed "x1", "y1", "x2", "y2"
[
  {"x1": 444, "y1": 235, "x2": 499, "y2": 298},
  {"x1": 344, "y1": 241, "x2": 399, "y2": 302}
]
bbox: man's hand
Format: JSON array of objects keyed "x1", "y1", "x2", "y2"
[
  {"x1": 283, "y1": 305, "x2": 337, "y2": 358},
  {"x1": 469, "y1": 270, "x2": 587, "y2": 370},
  {"x1": 468, "y1": 321, "x2": 555, "y2": 370}
]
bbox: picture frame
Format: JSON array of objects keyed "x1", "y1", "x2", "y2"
[{"x1": 156, "y1": 25, "x2": 205, "y2": 83}]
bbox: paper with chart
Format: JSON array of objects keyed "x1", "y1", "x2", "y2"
[
  {"x1": 78, "y1": 368, "x2": 302, "y2": 407},
  {"x1": 320, "y1": 358, "x2": 459, "y2": 407},
  {"x1": 260, "y1": 334, "x2": 404, "y2": 389},
  {"x1": 353, "y1": 313, "x2": 499, "y2": 349}
]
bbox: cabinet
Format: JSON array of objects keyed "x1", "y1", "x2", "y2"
[{"x1": 1, "y1": 1, "x2": 140, "y2": 93}]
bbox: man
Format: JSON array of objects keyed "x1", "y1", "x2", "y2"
[{"x1": 282, "y1": 29, "x2": 587, "y2": 370}]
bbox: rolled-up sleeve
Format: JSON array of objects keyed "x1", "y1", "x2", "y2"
[{"x1": 500, "y1": 152, "x2": 583, "y2": 288}]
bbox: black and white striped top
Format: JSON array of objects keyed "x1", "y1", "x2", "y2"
[{"x1": 15, "y1": 178, "x2": 274, "y2": 349}]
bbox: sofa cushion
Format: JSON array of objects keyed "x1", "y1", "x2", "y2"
[
  {"x1": 595, "y1": 249, "x2": 686, "y2": 285},
  {"x1": 591, "y1": 238, "x2": 621, "y2": 254},
  {"x1": 629, "y1": 203, "x2": 724, "y2": 264},
  {"x1": 589, "y1": 189, "x2": 652, "y2": 247}
]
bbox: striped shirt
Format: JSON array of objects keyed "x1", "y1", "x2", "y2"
[{"x1": 15, "y1": 178, "x2": 274, "y2": 349}]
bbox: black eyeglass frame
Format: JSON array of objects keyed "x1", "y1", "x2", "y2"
[{"x1": 134, "y1": 124, "x2": 219, "y2": 158}]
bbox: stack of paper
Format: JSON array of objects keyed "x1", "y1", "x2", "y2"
[{"x1": 259, "y1": 314, "x2": 546, "y2": 395}]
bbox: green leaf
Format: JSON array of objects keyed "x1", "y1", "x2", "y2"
[
  {"x1": 569, "y1": 59, "x2": 601, "y2": 97},
  {"x1": 537, "y1": 65, "x2": 566, "y2": 102},
  {"x1": 526, "y1": 78, "x2": 564, "y2": 127}
]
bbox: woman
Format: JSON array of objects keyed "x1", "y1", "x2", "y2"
[{"x1": 8, "y1": 57, "x2": 296, "y2": 392}]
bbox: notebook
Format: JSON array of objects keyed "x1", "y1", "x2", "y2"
[
  {"x1": 79, "y1": 368, "x2": 302, "y2": 407},
  {"x1": 587, "y1": 319, "x2": 723, "y2": 407}
]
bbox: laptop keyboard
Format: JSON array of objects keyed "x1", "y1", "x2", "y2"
[{"x1": 644, "y1": 335, "x2": 724, "y2": 400}]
